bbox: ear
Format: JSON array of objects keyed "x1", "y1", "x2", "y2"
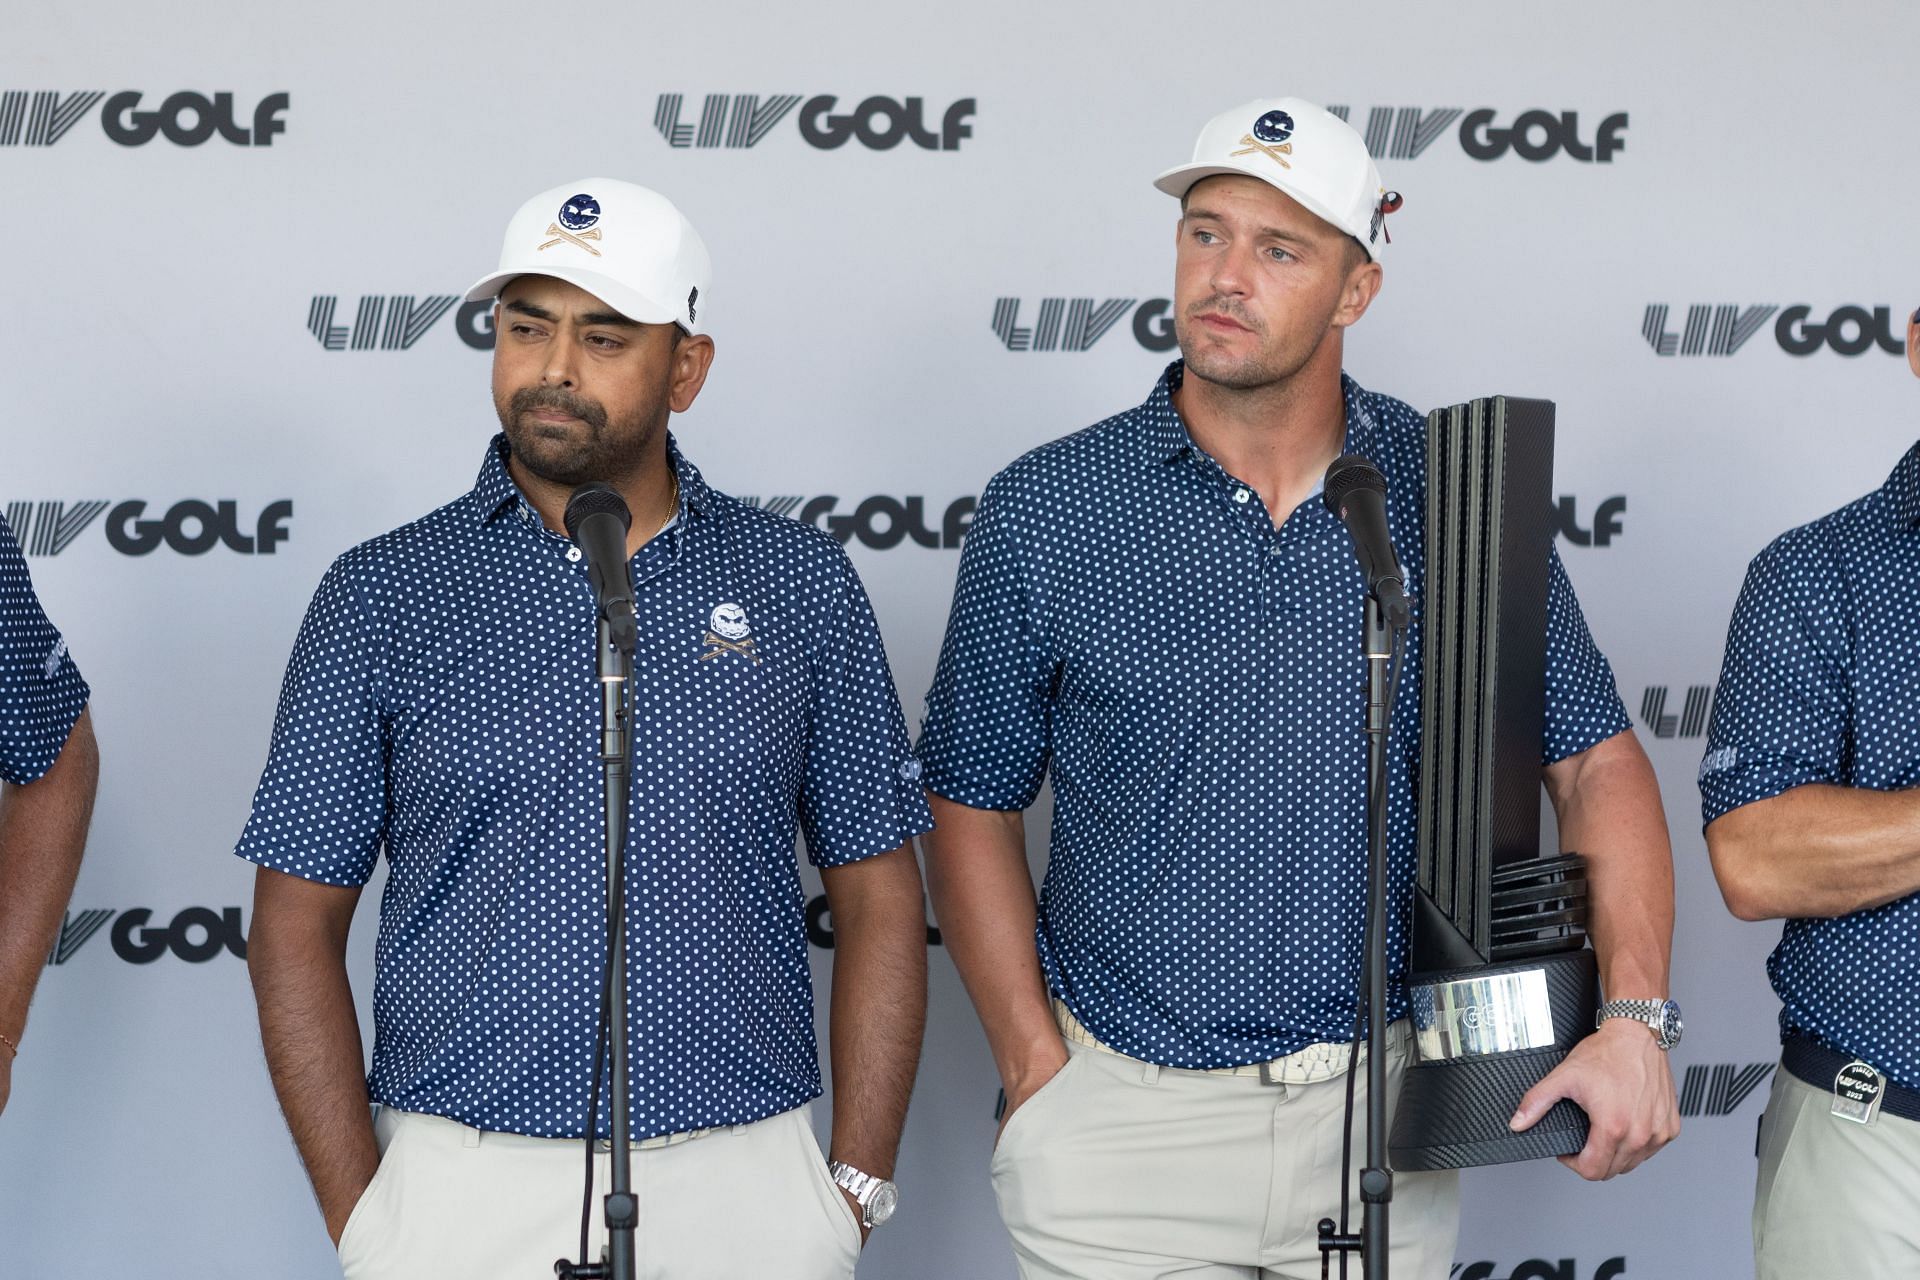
[
  {"x1": 669, "y1": 333, "x2": 716, "y2": 414},
  {"x1": 1906, "y1": 308, "x2": 1919, "y2": 381},
  {"x1": 1331, "y1": 259, "x2": 1383, "y2": 330}
]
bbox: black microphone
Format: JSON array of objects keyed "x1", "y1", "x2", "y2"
[
  {"x1": 564, "y1": 483, "x2": 637, "y2": 652},
  {"x1": 1322, "y1": 454, "x2": 1411, "y2": 629}
]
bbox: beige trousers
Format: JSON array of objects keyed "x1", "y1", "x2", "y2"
[
  {"x1": 1753, "y1": 1064, "x2": 1920, "y2": 1278},
  {"x1": 336, "y1": 1103, "x2": 861, "y2": 1280},
  {"x1": 991, "y1": 1022, "x2": 1459, "y2": 1280}
]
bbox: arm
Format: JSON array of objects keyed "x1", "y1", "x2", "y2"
[
  {"x1": 920, "y1": 794, "x2": 1066, "y2": 1135},
  {"x1": 1706, "y1": 785, "x2": 1920, "y2": 920},
  {"x1": 248, "y1": 865, "x2": 375, "y2": 1245},
  {"x1": 820, "y1": 843, "x2": 928, "y2": 1240},
  {"x1": 1510, "y1": 728, "x2": 1681, "y2": 1179},
  {"x1": 0, "y1": 707, "x2": 98, "y2": 1115}
]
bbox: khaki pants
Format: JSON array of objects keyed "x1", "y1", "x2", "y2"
[
  {"x1": 1754, "y1": 1064, "x2": 1920, "y2": 1278},
  {"x1": 991, "y1": 1019, "x2": 1459, "y2": 1280},
  {"x1": 337, "y1": 1103, "x2": 861, "y2": 1280}
]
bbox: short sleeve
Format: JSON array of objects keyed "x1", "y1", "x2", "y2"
[
  {"x1": 1698, "y1": 538, "x2": 1848, "y2": 825},
  {"x1": 233, "y1": 560, "x2": 390, "y2": 885},
  {"x1": 916, "y1": 471, "x2": 1056, "y2": 810},
  {"x1": 1541, "y1": 545, "x2": 1633, "y2": 764},
  {"x1": 796, "y1": 550, "x2": 933, "y2": 867},
  {"x1": 0, "y1": 514, "x2": 90, "y2": 785}
]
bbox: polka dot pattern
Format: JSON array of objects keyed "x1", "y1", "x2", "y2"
[
  {"x1": 0, "y1": 513, "x2": 89, "y2": 785},
  {"x1": 918, "y1": 362, "x2": 1629, "y2": 1069},
  {"x1": 236, "y1": 435, "x2": 931, "y2": 1138},
  {"x1": 1700, "y1": 441, "x2": 1920, "y2": 1090}
]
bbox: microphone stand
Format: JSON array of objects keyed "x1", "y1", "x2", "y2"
[
  {"x1": 558, "y1": 609, "x2": 638, "y2": 1280},
  {"x1": 1319, "y1": 590, "x2": 1406, "y2": 1279}
]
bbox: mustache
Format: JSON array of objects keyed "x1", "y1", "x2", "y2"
[
  {"x1": 1185, "y1": 297, "x2": 1264, "y2": 333},
  {"x1": 510, "y1": 385, "x2": 607, "y2": 431}
]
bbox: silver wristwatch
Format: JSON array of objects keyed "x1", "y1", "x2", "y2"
[
  {"x1": 1596, "y1": 997, "x2": 1684, "y2": 1051},
  {"x1": 828, "y1": 1161, "x2": 899, "y2": 1229}
]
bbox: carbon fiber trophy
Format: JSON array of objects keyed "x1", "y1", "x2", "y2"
[{"x1": 1386, "y1": 396, "x2": 1600, "y2": 1171}]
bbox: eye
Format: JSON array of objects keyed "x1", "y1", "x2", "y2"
[
  {"x1": 508, "y1": 321, "x2": 546, "y2": 338},
  {"x1": 1267, "y1": 245, "x2": 1295, "y2": 263},
  {"x1": 585, "y1": 333, "x2": 624, "y2": 351},
  {"x1": 1192, "y1": 228, "x2": 1219, "y2": 244}
]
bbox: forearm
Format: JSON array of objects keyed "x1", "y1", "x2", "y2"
[
  {"x1": 1706, "y1": 784, "x2": 1920, "y2": 920},
  {"x1": 0, "y1": 707, "x2": 97, "y2": 1043},
  {"x1": 249, "y1": 869, "x2": 376, "y2": 1243},
  {"x1": 1548, "y1": 731, "x2": 1674, "y2": 1000},
  {"x1": 921, "y1": 795, "x2": 1063, "y2": 1095},
  {"x1": 823, "y1": 845, "x2": 928, "y2": 1176}
]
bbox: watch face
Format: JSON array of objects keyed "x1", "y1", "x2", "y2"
[
  {"x1": 1659, "y1": 1001, "x2": 1684, "y2": 1048},
  {"x1": 868, "y1": 1181, "x2": 899, "y2": 1225}
]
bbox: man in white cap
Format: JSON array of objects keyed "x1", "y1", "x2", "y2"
[
  {"x1": 918, "y1": 100, "x2": 1681, "y2": 1277},
  {"x1": 240, "y1": 179, "x2": 932, "y2": 1279}
]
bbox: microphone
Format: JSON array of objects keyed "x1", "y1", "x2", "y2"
[
  {"x1": 1322, "y1": 454, "x2": 1411, "y2": 629},
  {"x1": 564, "y1": 483, "x2": 637, "y2": 653}
]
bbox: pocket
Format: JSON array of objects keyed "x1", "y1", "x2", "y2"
[
  {"x1": 800, "y1": 1124, "x2": 864, "y2": 1259},
  {"x1": 992, "y1": 1049, "x2": 1086, "y2": 1159},
  {"x1": 1752, "y1": 1071, "x2": 1808, "y2": 1256},
  {"x1": 336, "y1": 1129, "x2": 406, "y2": 1268}
]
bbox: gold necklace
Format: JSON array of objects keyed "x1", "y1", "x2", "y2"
[{"x1": 656, "y1": 469, "x2": 680, "y2": 535}]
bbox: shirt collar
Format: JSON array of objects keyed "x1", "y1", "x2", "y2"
[
  {"x1": 1141, "y1": 359, "x2": 1386, "y2": 472},
  {"x1": 1886, "y1": 441, "x2": 1920, "y2": 530},
  {"x1": 472, "y1": 431, "x2": 713, "y2": 529}
]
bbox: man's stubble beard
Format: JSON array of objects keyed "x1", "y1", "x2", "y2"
[{"x1": 497, "y1": 384, "x2": 665, "y2": 488}]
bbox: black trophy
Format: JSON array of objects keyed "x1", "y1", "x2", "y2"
[{"x1": 1387, "y1": 396, "x2": 1600, "y2": 1171}]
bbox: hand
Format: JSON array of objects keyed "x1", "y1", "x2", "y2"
[
  {"x1": 995, "y1": 1046, "x2": 1070, "y2": 1146},
  {"x1": 838, "y1": 1187, "x2": 872, "y2": 1247},
  {"x1": 324, "y1": 1171, "x2": 376, "y2": 1248},
  {"x1": 1509, "y1": 1018, "x2": 1680, "y2": 1180}
]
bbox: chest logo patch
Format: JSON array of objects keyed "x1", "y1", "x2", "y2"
[{"x1": 700, "y1": 601, "x2": 759, "y2": 664}]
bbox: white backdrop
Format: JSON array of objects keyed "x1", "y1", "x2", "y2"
[{"x1": 5, "y1": 3, "x2": 1919, "y2": 1276}]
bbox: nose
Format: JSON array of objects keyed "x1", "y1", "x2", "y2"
[
  {"x1": 1209, "y1": 239, "x2": 1254, "y2": 299},
  {"x1": 543, "y1": 342, "x2": 578, "y2": 389}
]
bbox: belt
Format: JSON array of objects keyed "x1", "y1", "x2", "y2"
[
  {"x1": 1782, "y1": 1033, "x2": 1920, "y2": 1124},
  {"x1": 1052, "y1": 1000, "x2": 1403, "y2": 1086}
]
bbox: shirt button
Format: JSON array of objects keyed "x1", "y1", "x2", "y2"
[
  {"x1": 566, "y1": 547, "x2": 582, "y2": 562},
  {"x1": 1269, "y1": 545, "x2": 1282, "y2": 556},
  {"x1": 1233, "y1": 487, "x2": 1251, "y2": 504}
]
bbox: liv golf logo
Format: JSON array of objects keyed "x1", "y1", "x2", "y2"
[
  {"x1": 1644, "y1": 304, "x2": 1913, "y2": 357},
  {"x1": 991, "y1": 297, "x2": 1178, "y2": 353},
  {"x1": 654, "y1": 93, "x2": 975, "y2": 151},
  {"x1": 5, "y1": 500, "x2": 292, "y2": 556},
  {"x1": 0, "y1": 90, "x2": 288, "y2": 146},
  {"x1": 1325, "y1": 106, "x2": 1627, "y2": 162},
  {"x1": 305, "y1": 295, "x2": 497, "y2": 351}
]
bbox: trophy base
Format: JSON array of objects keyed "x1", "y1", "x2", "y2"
[{"x1": 1389, "y1": 947, "x2": 1599, "y2": 1171}]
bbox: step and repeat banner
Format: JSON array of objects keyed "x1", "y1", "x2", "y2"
[{"x1": 5, "y1": 2, "x2": 1918, "y2": 1276}]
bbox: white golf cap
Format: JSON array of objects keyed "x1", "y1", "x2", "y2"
[
  {"x1": 1153, "y1": 98, "x2": 1401, "y2": 262},
  {"x1": 464, "y1": 178, "x2": 711, "y2": 333}
]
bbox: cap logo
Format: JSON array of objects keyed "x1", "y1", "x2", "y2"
[
  {"x1": 539, "y1": 191, "x2": 604, "y2": 257},
  {"x1": 688, "y1": 285, "x2": 699, "y2": 326},
  {"x1": 1232, "y1": 109, "x2": 1294, "y2": 169}
]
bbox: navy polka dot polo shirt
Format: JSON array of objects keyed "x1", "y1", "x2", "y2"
[
  {"x1": 236, "y1": 435, "x2": 931, "y2": 1138},
  {"x1": 0, "y1": 513, "x2": 89, "y2": 785},
  {"x1": 1701, "y1": 441, "x2": 1920, "y2": 1090},
  {"x1": 919, "y1": 362, "x2": 1630, "y2": 1069}
]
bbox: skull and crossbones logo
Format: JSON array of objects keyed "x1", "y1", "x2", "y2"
[
  {"x1": 700, "y1": 602, "x2": 759, "y2": 664},
  {"x1": 1232, "y1": 109, "x2": 1295, "y2": 169},
  {"x1": 540, "y1": 192, "x2": 604, "y2": 256}
]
